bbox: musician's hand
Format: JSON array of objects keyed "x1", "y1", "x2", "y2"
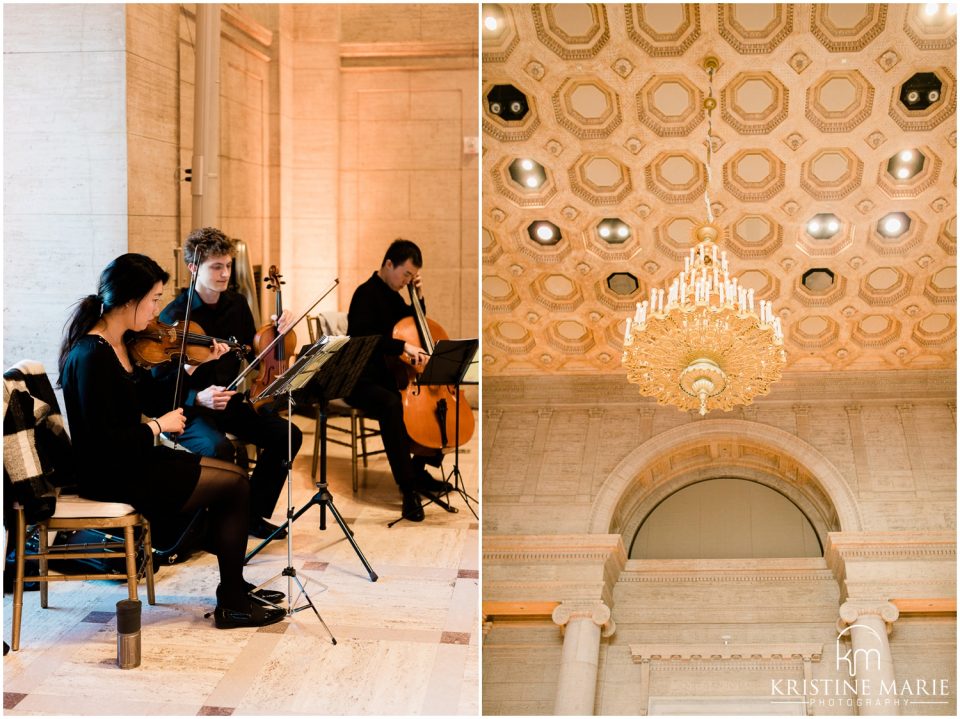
[
  {"x1": 412, "y1": 272, "x2": 424, "y2": 300},
  {"x1": 157, "y1": 408, "x2": 186, "y2": 434},
  {"x1": 403, "y1": 342, "x2": 429, "y2": 369},
  {"x1": 206, "y1": 340, "x2": 231, "y2": 361},
  {"x1": 196, "y1": 385, "x2": 237, "y2": 411},
  {"x1": 273, "y1": 309, "x2": 294, "y2": 335}
]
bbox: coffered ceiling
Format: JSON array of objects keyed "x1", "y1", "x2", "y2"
[{"x1": 481, "y1": 3, "x2": 957, "y2": 377}]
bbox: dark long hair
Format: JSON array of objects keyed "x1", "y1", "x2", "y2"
[{"x1": 58, "y1": 253, "x2": 170, "y2": 378}]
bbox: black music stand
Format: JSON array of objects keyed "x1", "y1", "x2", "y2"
[
  {"x1": 410, "y1": 338, "x2": 479, "y2": 519},
  {"x1": 245, "y1": 335, "x2": 380, "y2": 583},
  {"x1": 241, "y1": 335, "x2": 346, "y2": 641}
]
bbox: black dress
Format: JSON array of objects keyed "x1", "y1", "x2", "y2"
[{"x1": 59, "y1": 335, "x2": 201, "y2": 518}]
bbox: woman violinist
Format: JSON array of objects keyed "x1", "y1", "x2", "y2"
[{"x1": 58, "y1": 253, "x2": 284, "y2": 629}]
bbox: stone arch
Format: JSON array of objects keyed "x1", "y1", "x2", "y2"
[{"x1": 588, "y1": 419, "x2": 863, "y2": 537}]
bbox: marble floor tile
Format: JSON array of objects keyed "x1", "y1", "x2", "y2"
[{"x1": 2, "y1": 412, "x2": 479, "y2": 715}]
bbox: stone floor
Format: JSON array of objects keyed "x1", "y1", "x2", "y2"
[{"x1": 3, "y1": 413, "x2": 480, "y2": 716}]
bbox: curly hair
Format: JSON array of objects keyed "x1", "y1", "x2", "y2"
[{"x1": 183, "y1": 227, "x2": 234, "y2": 265}]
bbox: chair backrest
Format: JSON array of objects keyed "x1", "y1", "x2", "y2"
[
  {"x1": 3, "y1": 361, "x2": 74, "y2": 522},
  {"x1": 308, "y1": 312, "x2": 349, "y2": 341}
]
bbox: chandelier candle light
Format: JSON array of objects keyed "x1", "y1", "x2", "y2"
[{"x1": 621, "y1": 58, "x2": 787, "y2": 415}]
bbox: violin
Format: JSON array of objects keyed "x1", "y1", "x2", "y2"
[
  {"x1": 392, "y1": 284, "x2": 475, "y2": 454},
  {"x1": 127, "y1": 318, "x2": 247, "y2": 369},
  {"x1": 249, "y1": 265, "x2": 297, "y2": 398}
]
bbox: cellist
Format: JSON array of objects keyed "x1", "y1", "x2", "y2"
[
  {"x1": 345, "y1": 239, "x2": 452, "y2": 522},
  {"x1": 157, "y1": 227, "x2": 302, "y2": 540}
]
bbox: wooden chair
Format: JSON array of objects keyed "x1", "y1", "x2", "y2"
[
  {"x1": 10, "y1": 495, "x2": 155, "y2": 651},
  {"x1": 305, "y1": 312, "x2": 383, "y2": 492},
  {"x1": 3, "y1": 363, "x2": 155, "y2": 651}
]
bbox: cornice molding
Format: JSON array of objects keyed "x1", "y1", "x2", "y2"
[
  {"x1": 825, "y1": 531, "x2": 957, "y2": 563},
  {"x1": 483, "y1": 534, "x2": 626, "y2": 564},
  {"x1": 619, "y1": 558, "x2": 835, "y2": 584},
  {"x1": 630, "y1": 643, "x2": 823, "y2": 662},
  {"x1": 340, "y1": 41, "x2": 476, "y2": 59}
]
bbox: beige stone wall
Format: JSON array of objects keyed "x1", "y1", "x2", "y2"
[
  {"x1": 337, "y1": 3, "x2": 479, "y2": 338},
  {"x1": 3, "y1": 4, "x2": 129, "y2": 373},
  {"x1": 127, "y1": 4, "x2": 180, "y2": 301},
  {"x1": 279, "y1": 4, "x2": 341, "y2": 317},
  {"x1": 483, "y1": 371, "x2": 956, "y2": 536}
]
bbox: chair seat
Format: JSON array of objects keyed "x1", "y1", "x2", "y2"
[
  {"x1": 327, "y1": 398, "x2": 355, "y2": 415},
  {"x1": 53, "y1": 494, "x2": 136, "y2": 519}
]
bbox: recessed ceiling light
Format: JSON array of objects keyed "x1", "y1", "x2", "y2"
[
  {"x1": 900, "y1": 72, "x2": 943, "y2": 110},
  {"x1": 484, "y1": 15, "x2": 499, "y2": 31},
  {"x1": 596, "y1": 218, "x2": 631, "y2": 244},
  {"x1": 887, "y1": 148, "x2": 926, "y2": 181},
  {"x1": 487, "y1": 84, "x2": 529, "y2": 121},
  {"x1": 528, "y1": 221, "x2": 561, "y2": 246},
  {"x1": 877, "y1": 213, "x2": 911, "y2": 239},
  {"x1": 948, "y1": 3, "x2": 957, "y2": 16},
  {"x1": 508, "y1": 157, "x2": 547, "y2": 190},
  {"x1": 925, "y1": 3, "x2": 940, "y2": 16},
  {"x1": 806, "y1": 213, "x2": 842, "y2": 240}
]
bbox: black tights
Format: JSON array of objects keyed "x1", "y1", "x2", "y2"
[{"x1": 180, "y1": 456, "x2": 249, "y2": 601}]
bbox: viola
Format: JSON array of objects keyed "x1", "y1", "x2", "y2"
[
  {"x1": 127, "y1": 319, "x2": 247, "y2": 369},
  {"x1": 392, "y1": 284, "x2": 474, "y2": 454},
  {"x1": 249, "y1": 265, "x2": 297, "y2": 398}
]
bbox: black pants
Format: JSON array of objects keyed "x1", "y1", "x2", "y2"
[
  {"x1": 178, "y1": 396, "x2": 303, "y2": 519},
  {"x1": 346, "y1": 382, "x2": 429, "y2": 491}
]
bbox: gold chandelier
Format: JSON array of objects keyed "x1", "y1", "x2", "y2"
[{"x1": 621, "y1": 58, "x2": 786, "y2": 416}]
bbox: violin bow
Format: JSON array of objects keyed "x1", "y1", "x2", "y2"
[
  {"x1": 169, "y1": 243, "x2": 205, "y2": 444},
  {"x1": 226, "y1": 278, "x2": 340, "y2": 392}
]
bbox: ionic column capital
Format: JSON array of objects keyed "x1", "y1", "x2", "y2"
[
  {"x1": 837, "y1": 600, "x2": 899, "y2": 634},
  {"x1": 552, "y1": 599, "x2": 616, "y2": 637}
]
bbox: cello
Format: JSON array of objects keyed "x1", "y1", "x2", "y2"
[{"x1": 392, "y1": 285, "x2": 475, "y2": 455}]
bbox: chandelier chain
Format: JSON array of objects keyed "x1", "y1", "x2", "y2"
[{"x1": 704, "y1": 65, "x2": 715, "y2": 224}]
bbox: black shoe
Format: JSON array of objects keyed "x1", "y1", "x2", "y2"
[
  {"x1": 213, "y1": 589, "x2": 285, "y2": 629},
  {"x1": 401, "y1": 490, "x2": 425, "y2": 522},
  {"x1": 249, "y1": 518, "x2": 287, "y2": 540},
  {"x1": 244, "y1": 581, "x2": 285, "y2": 605},
  {"x1": 414, "y1": 470, "x2": 453, "y2": 495}
]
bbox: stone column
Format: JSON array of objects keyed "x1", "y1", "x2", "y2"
[
  {"x1": 551, "y1": 600, "x2": 615, "y2": 716},
  {"x1": 837, "y1": 601, "x2": 900, "y2": 715}
]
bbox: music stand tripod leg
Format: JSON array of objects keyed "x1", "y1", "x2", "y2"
[{"x1": 238, "y1": 391, "x2": 335, "y2": 643}]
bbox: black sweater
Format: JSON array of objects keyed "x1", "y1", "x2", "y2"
[{"x1": 347, "y1": 272, "x2": 419, "y2": 390}]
